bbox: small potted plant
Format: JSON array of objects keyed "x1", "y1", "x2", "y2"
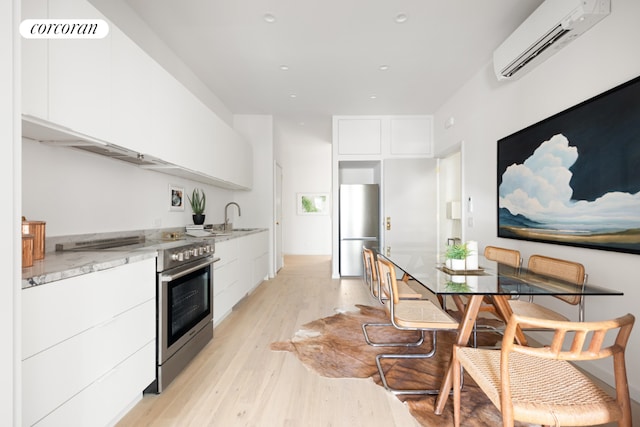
[
  {"x1": 188, "y1": 188, "x2": 206, "y2": 225},
  {"x1": 445, "y1": 243, "x2": 470, "y2": 271}
]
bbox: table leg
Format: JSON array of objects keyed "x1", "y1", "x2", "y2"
[
  {"x1": 434, "y1": 294, "x2": 484, "y2": 415},
  {"x1": 490, "y1": 295, "x2": 528, "y2": 346},
  {"x1": 450, "y1": 295, "x2": 467, "y2": 314}
]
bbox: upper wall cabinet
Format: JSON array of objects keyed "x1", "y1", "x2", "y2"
[
  {"x1": 336, "y1": 119, "x2": 382, "y2": 155},
  {"x1": 333, "y1": 115, "x2": 433, "y2": 160},
  {"x1": 21, "y1": 0, "x2": 48, "y2": 119},
  {"x1": 21, "y1": 0, "x2": 253, "y2": 191},
  {"x1": 48, "y1": 0, "x2": 112, "y2": 142},
  {"x1": 110, "y1": 26, "x2": 155, "y2": 157}
]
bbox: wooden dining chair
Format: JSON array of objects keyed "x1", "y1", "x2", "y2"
[
  {"x1": 362, "y1": 247, "x2": 423, "y2": 347},
  {"x1": 374, "y1": 255, "x2": 459, "y2": 394},
  {"x1": 452, "y1": 313, "x2": 635, "y2": 427}
]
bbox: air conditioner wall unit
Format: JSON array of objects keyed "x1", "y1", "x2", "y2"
[{"x1": 493, "y1": 0, "x2": 610, "y2": 81}]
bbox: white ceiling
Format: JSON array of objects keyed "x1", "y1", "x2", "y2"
[{"x1": 121, "y1": 0, "x2": 544, "y2": 140}]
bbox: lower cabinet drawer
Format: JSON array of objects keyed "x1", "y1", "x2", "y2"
[
  {"x1": 33, "y1": 341, "x2": 155, "y2": 427},
  {"x1": 23, "y1": 299, "x2": 155, "y2": 426},
  {"x1": 23, "y1": 258, "x2": 156, "y2": 359}
]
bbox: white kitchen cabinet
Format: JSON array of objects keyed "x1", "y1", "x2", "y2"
[
  {"x1": 337, "y1": 118, "x2": 382, "y2": 155},
  {"x1": 110, "y1": 26, "x2": 155, "y2": 156},
  {"x1": 22, "y1": 258, "x2": 156, "y2": 427},
  {"x1": 21, "y1": 0, "x2": 253, "y2": 190},
  {"x1": 21, "y1": 0, "x2": 48, "y2": 119},
  {"x1": 334, "y1": 115, "x2": 433, "y2": 158},
  {"x1": 213, "y1": 231, "x2": 268, "y2": 325},
  {"x1": 213, "y1": 239, "x2": 240, "y2": 324},
  {"x1": 48, "y1": 0, "x2": 113, "y2": 142},
  {"x1": 149, "y1": 63, "x2": 197, "y2": 169},
  {"x1": 33, "y1": 342, "x2": 155, "y2": 427},
  {"x1": 390, "y1": 117, "x2": 433, "y2": 156},
  {"x1": 238, "y1": 231, "x2": 269, "y2": 293}
]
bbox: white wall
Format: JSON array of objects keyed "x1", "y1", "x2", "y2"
[
  {"x1": 434, "y1": 0, "x2": 640, "y2": 399},
  {"x1": 22, "y1": 138, "x2": 234, "y2": 237},
  {"x1": 4, "y1": 1, "x2": 19, "y2": 424},
  {"x1": 233, "y1": 114, "x2": 276, "y2": 277},
  {"x1": 276, "y1": 123, "x2": 332, "y2": 255}
]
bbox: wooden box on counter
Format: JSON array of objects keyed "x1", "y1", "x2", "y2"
[
  {"x1": 22, "y1": 219, "x2": 46, "y2": 268},
  {"x1": 22, "y1": 234, "x2": 34, "y2": 268}
]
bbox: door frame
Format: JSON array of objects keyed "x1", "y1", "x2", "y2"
[{"x1": 274, "y1": 161, "x2": 284, "y2": 273}]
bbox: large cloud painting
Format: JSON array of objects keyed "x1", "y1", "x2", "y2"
[
  {"x1": 500, "y1": 134, "x2": 640, "y2": 233},
  {"x1": 497, "y1": 76, "x2": 640, "y2": 254}
]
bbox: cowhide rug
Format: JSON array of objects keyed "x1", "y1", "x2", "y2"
[{"x1": 270, "y1": 304, "x2": 534, "y2": 427}]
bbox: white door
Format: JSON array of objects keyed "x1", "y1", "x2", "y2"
[
  {"x1": 438, "y1": 150, "x2": 463, "y2": 252},
  {"x1": 383, "y1": 158, "x2": 438, "y2": 257},
  {"x1": 275, "y1": 162, "x2": 284, "y2": 272}
]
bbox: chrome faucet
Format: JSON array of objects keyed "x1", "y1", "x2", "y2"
[{"x1": 224, "y1": 202, "x2": 241, "y2": 231}]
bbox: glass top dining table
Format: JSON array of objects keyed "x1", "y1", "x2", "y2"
[{"x1": 374, "y1": 246, "x2": 624, "y2": 415}]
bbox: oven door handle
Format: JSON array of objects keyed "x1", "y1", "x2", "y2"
[{"x1": 160, "y1": 257, "x2": 220, "y2": 281}]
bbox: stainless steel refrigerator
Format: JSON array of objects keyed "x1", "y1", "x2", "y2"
[{"x1": 339, "y1": 184, "x2": 379, "y2": 276}]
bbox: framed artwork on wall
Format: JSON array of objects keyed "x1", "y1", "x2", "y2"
[
  {"x1": 169, "y1": 184, "x2": 185, "y2": 211},
  {"x1": 297, "y1": 193, "x2": 329, "y2": 215},
  {"x1": 497, "y1": 75, "x2": 640, "y2": 255}
]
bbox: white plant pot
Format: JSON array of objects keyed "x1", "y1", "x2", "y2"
[{"x1": 446, "y1": 259, "x2": 466, "y2": 271}]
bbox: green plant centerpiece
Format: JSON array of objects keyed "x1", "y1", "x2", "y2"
[
  {"x1": 188, "y1": 188, "x2": 206, "y2": 225},
  {"x1": 445, "y1": 243, "x2": 471, "y2": 271}
]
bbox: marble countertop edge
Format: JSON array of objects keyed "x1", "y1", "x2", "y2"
[{"x1": 22, "y1": 249, "x2": 157, "y2": 289}]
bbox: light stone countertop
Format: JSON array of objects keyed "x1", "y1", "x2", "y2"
[
  {"x1": 21, "y1": 228, "x2": 267, "y2": 289},
  {"x1": 21, "y1": 248, "x2": 158, "y2": 289}
]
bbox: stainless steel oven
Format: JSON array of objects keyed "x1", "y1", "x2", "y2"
[{"x1": 145, "y1": 238, "x2": 218, "y2": 393}]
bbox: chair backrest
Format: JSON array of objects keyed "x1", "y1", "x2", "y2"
[
  {"x1": 500, "y1": 313, "x2": 635, "y2": 424},
  {"x1": 484, "y1": 246, "x2": 522, "y2": 268},
  {"x1": 504, "y1": 313, "x2": 634, "y2": 361},
  {"x1": 377, "y1": 256, "x2": 401, "y2": 306},
  {"x1": 362, "y1": 247, "x2": 378, "y2": 296},
  {"x1": 527, "y1": 254, "x2": 586, "y2": 306}
]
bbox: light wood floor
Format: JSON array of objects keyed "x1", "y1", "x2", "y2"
[{"x1": 117, "y1": 255, "x2": 422, "y2": 427}]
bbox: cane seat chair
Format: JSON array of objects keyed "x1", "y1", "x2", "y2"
[
  {"x1": 362, "y1": 247, "x2": 423, "y2": 347},
  {"x1": 510, "y1": 254, "x2": 588, "y2": 322},
  {"x1": 453, "y1": 313, "x2": 635, "y2": 427},
  {"x1": 362, "y1": 247, "x2": 421, "y2": 301},
  {"x1": 481, "y1": 248, "x2": 587, "y2": 324},
  {"x1": 375, "y1": 255, "x2": 459, "y2": 394}
]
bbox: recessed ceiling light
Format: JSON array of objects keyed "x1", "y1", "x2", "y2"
[
  {"x1": 280, "y1": 65, "x2": 289, "y2": 71},
  {"x1": 369, "y1": 95, "x2": 377, "y2": 99},
  {"x1": 395, "y1": 13, "x2": 408, "y2": 23},
  {"x1": 289, "y1": 94, "x2": 297, "y2": 98},
  {"x1": 263, "y1": 13, "x2": 276, "y2": 23},
  {"x1": 379, "y1": 65, "x2": 390, "y2": 71}
]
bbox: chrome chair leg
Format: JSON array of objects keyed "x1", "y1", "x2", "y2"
[
  {"x1": 375, "y1": 331, "x2": 442, "y2": 395},
  {"x1": 362, "y1": 323, "x2": 425, "y2": 347}
]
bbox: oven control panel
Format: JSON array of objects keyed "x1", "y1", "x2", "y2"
[
  {"x1": 170, "y1": 243, "x2": 214, "y2": 261},
  {"x1": 157, "y1": 239, "x2": 215, "y2": 271}
]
